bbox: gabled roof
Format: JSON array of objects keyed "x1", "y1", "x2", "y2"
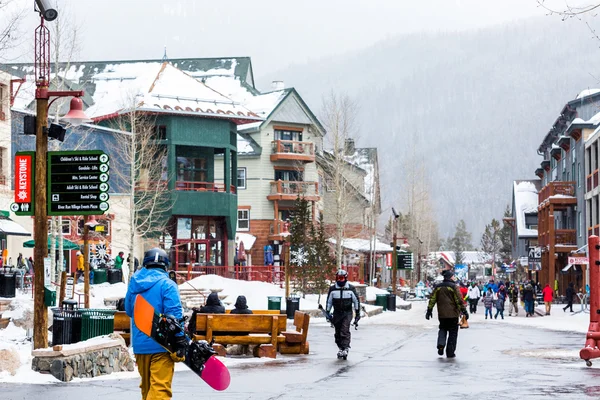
[{"x1": 237, "y1": 132, "x2": 261, "y2": 157}]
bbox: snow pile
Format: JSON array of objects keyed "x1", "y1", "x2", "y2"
[
  {"x1": 365, "y1": 286, "x2": 409, "y2": 305},
  {"x1": 576, "y1": 88, "x2": 600, "y2": 99},
  {"x1": 514, "y1": 180, "x2": 539, "y2": 237},
  {"x1": 328, "y1": 238, "x2": 392, "y2": 253},
  {"x1": 86, "y1": 282, "x2": 128, "y2": 308}
]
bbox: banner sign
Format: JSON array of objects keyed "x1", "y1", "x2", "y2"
[
  {"x1": 528, "y1": 246, "x2": 542, "y2": 271},
  {"x1": 11, "y1": 152, "x2": 35, "y2": 216},
  {"x1": 568, "y1": 256, "x2": 589, "y2": 265}
]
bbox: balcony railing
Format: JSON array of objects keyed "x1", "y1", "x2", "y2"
[
  {"x1": 595, "y1": 170, "x2": 599, "y2": 190},
  {"x1": 176, "y1": 181, "x2": 236, "y2": 193},
  {"x1": 267, "y1": 180, "x2": 319, "y2": 200},
  {"x1": 539, "y1": 181, "x2": 576, "y2": 203},
  {"x1": 555, "y1": 229, "x2": 577, "y2": 246},
  {"x1": 270, "y1": 140, "x2": 315, "y2": 162}
]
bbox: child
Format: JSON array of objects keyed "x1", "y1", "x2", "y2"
[
  {"x1": 482, "y1": 288, "x2": 494, "y2": 320},
  {"x1": 495, "y1": 286, "x2": 506, "y2": 320}
]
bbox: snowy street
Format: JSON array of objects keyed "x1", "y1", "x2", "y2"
[{"x1": 2, "y1": 301, "x2": 598, "y2": 399}]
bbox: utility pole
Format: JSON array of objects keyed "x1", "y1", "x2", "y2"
[{"x1": 391, "y1": 210, "x2": 400, "y2": 295}]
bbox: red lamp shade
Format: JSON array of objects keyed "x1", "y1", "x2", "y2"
[{"x1": 61, "y1": 97, "x2": 92, "y2": 126}]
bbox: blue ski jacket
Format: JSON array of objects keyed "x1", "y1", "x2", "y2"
[{"x1": 125, "y1": 267, "x2": 183, "y2": 354}]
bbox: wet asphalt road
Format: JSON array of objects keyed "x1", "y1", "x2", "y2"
[{"x1": 2, "y1": 316, "x2": 599, "y2": 399}]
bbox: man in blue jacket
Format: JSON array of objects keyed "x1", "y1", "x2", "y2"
[{"x1": 125, "y1": 248, "x2": 185, "y2": 400}]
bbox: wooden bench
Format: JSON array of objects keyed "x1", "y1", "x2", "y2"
[
  {"x1": 192, "y1": 314, "x2": 287, "y2": 358},
  {"x1": 114, "y1": 311, "x2": 131, "y2": 345},
  {"x1": 280, "y1": 311, "x2": 310, "y2": 355}
]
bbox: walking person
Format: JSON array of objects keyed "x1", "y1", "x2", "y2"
[
  {"x1": 542, "y1": 283, "x2": 554, "y2": 315},
  {"x1": 326, "y1": 270, "x2": 360, "y2": 359},
  {"x1": 563, "y1": 282, "x2": 576, "y2": 313},
  {"x1": 467, "y1": 282, "x2": 481, "y2": 314},
  {"x1": 508, "y1": 282, "x2": 519, "y2": 317},
  {"x1": 124, "y1": 248, "x2": 186, "y2": 400},
  {"x1": 494, "y1": 287, "x2": 506, "y2": 320},
  {"x1": 426, "y1": 270, "x2": 468, "y2": 358},
  {"x1": 523, "y1": 283, "x2": 535, "y2": 317},
  {"x1": 482, "y1": 288, "x2": 494, "y2": 320}
]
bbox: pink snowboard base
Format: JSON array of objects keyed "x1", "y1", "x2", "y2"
[{"x1": 201, "y1": 356, "x2": 231, "y2": 391}]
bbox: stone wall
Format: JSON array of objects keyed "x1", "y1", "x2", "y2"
[{"x1": 31, "y1": 336, "x2": 134, "y2": 382}]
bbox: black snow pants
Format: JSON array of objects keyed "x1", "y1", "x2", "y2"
[
  {"x1": 333, "y1": 313, "x2": 352, "y2": 350},
  {"x1": 437, "y1": 317, "x2": 459, "y2": 356},
  {"x1": 468, "y1": 299, "x2": 478, "y2": 313},
  {"x1": 563, "y1": 300, "x2": 574, "y2": 312}
]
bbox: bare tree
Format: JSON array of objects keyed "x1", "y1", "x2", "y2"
[
  {"x1": 0, "y1": 0, "x2": 25, "y2": 62},
  {"x1": 319, "y1": 91, "x2": 361, "y2": 269},
  {"x1": 110, "y1": 102, "x2": 173, "y2": 283}
]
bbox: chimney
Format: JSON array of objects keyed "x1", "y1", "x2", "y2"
[
  {"x1": 271, "y1": 80, "x2": 285, "y2": 91},
  {"x1": 344, "y1": 138, "x2": 355, "y2": 155}
]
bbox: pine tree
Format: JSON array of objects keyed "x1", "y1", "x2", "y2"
[
  {"x1": 309, "y1": 214, "x2": 336, "y2": 301},
  {"x1": 480, "y1": 219, "x2": 502, "y2": 260},
  {"x1": 450, "y1": 220, "x2": 473, "y2": 265},
  {"x1": 289, "y1": 196, "x2": 313, "y2": 295},
  {"x1": 499, "y1": 205, "x2": 512, "y2": 262}
]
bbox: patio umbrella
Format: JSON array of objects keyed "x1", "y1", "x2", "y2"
[{"x1": 23, "y1": 238, "x2": 80, "y2": 250}]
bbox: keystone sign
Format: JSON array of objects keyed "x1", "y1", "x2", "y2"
[
  {"x1": 47, "y1": 150, "x2": 110, "y2": 216},
  {"x1": 11, "y1": 152, "x2": 35, "y2": 216}
]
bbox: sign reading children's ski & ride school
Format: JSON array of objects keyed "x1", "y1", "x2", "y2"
[{"x1": 10, "y1": 152, "x2": 35, "y2": 216}]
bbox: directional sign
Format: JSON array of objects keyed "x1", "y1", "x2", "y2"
[
  {"x1": 47, "y1": 150, "x2": 110, "y2": 216},
  {"x1": 12, "y1": 152, "x2": 35, "y2": 216},
  {"x1": 397, "y1": 252, "x2": 414, "y2": 269}
]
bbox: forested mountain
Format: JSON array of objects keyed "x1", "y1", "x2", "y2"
[{"x1": 257, "y1": 17, "x2": 600, "y2": 240}]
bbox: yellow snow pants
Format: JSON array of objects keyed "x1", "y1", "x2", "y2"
[{"x1": 136, "y1": 353, "x2": 175, "y2": 400}]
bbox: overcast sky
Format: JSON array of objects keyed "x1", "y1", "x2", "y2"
[{"x1": 4, "y1": 0, "x2": 555, "y2": 76}]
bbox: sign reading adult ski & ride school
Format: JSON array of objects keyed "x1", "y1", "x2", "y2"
[
  {"x1": 10, "y1": 152, "x2": 35, "y2": 216},
  {"x1": 47, "y1": 150, "x2": 110, "y2": 216}
]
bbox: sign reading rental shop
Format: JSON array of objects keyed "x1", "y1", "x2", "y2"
[
  {"x1": 10, "y1": 152, "x2": 35, "y2": 216},
  {"x1": 568, "y1": 256, "x2": 589, "y2": 265}
]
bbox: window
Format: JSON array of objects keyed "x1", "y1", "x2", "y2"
[
  {"x1": 237, "y1": 209, "x2": 250, "y2": 231},
  {"x1": 325, "y1": 176, "x2": 335, "y2": 192},
  {"x1": 48, "y1": 219, "x2": 71, "y2": 235},
  {"x1": 578, "y1": 162, "x2": 581, "y2": 187},
  {"x1": 177, "y1": 156, "x2": 207, "y2": 182},
  {"x1": 579, "y1": 211, "x2": 582, "y2": 237},
  {"x1": 274, "y1": 129, "x2": 302, "y2": 142},
  {"x1": 0, "y1": 85, "x2": 6, "y2": 120},
  {"x1": 275, "y1": 169, "x2": 302, "y2": 181},
  {"x1": 237, "y1": 168, "x2": 247, "y2": 189}
]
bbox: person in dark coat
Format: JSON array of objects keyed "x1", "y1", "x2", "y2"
[
  {"x1": 522, "y1": 283, "x2": 535, "y2": 317},
  {"x1": 426, "y1": 270, "x2": 468, "y2": 358},
  {"x1": 230, "y1": 295, "x2": 253, "y2": 314},
  {"x1": 198, "y1": 292, "x2": 225, "y2": 314},
  {"x1": 563, "y1": 282, "x2": 576, "y2": 313}
]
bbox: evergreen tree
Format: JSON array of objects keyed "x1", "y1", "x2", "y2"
[
  {"x1": 480, "y1": 219, "x2": 502, "y2": 263},
  {"x1": 289, "y1": 196, "x2": 313, "y2": 295},
  {"x1": 499, "y1": 205, "x2": 513, "y2": 262},
  {"x1": 308, "y1": 214, "x2": 336, "y2": 301},
  {"x1": 450, "y1": 220, "x2": 473, "y2": 265}
]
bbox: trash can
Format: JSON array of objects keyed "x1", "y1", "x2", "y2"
[
  {"x1": 286, "y1": 296, "x2": 300, "y2": 319},
  {"x1": 107, "y1": 269, "x2": 123, "y2": 284},
  {"x1": 375, "y1": 294, "x2": 388, "y2": 311},
  {"x1": 387, "y1": 294, "x2": 396, "y2": 312},
  {"x1": 52, "y1": 307, "x2": 82, "y2": 345},
  {"x1": 93, "y1": 269, "x2": 108, "y2": 284},
  {"x1": 1, "y1": 272, "x2": 16, "y2": 298},
  {"x1": 44, "y1": 287, "x2": 56, "y2": 307},
  {"x1": 80, "y1": 309, "x2": 116, "y2": 341},
  {"x1": 267, "y1": 296, "x2": 282, "y2": 311}
]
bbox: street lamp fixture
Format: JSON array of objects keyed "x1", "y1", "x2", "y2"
[{"x1": 61, "y1": 97, "x2": 92, "y2": 126}]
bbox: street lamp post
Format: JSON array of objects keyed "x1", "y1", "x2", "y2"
[{"x1": 31, "y1": 12, "x2": 91, "y2": 349}]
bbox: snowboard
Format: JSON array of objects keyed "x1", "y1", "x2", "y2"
[{"x1": 133, "y1": 294, "x2": 231, "y2": 391}]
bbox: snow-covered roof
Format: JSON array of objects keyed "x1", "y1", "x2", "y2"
[
  {"x1": 576, "y1": 88, "x2": 600, "y2": 99},
  {"x1": 432, "y1": 251, "x2": 492, "y2": 266},
  {"x1": 513, "y1": 180, "x2": 539, "y2": 237},
  {"x1": 340, "y1": 147, "x2": 379, "y2": 202},
  {"x1": 235, "y1": 232, "x2": 256, "y2": 250},
  {"x1": 328, "y1": 238, "x2": 392, "y2": 253}
]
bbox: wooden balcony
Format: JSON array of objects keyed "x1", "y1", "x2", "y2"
[
  {"x1": 587, "y1": 170, "x2": 598, "y2": 192},
  {"x1": 175, "y1": 181, "x2": 236, "y2": 194},
  {"x1": 538, "y1": 181, "x2": 576, "y2": 207},
  {"x1": 268, "y1": 219, "x2": 290, "y2": 240},
  {"x1": 539, "y1": 229, "x2": 577, "y2": 252},
  {"x1": 270, "y1": 140, "x2": 315, "y2": 162},
  {"x1": 267, "y1": 180, "x2": 320, "y2": 201}
]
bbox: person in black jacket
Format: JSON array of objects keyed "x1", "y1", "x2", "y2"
[
  {"x1": 230, "y1": 295, "x2": 253, "y2": 314},
  {"x1": 198, "y1": 292, "x2": 225, "y2": 314},
  {"x1": 563, "y1": 282, "x2": 576, "y2": 313},
  {"x1": 326, "y1": 270, "x2": 360, "y2": 359},
  {"x1": 522, "y1": 283, "x2": 535, "y2": 317}
]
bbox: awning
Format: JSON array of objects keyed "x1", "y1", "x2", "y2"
[
  {"x1": 0, "y1": 218, "x2": 30, "y2": 237},
  {"x1": 23, "y1": 238, "x2": 79, "y2": 250}
]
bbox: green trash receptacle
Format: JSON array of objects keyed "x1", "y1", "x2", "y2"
[
  {"x1": 44, "y1": 287, "x2": 56, "y2": 307},
  {"x1": 267, "y1": 296, "x2": 282, "y2": 310},
  {"x1": 375, "y1": 294, "x2": 388, "y2": 311},
  {"x1": 93, "y1": 269, "x2": 108, "y2": 284},
  {"x1": 80, "y1": 309, "x2": 115, "y2": 341}
]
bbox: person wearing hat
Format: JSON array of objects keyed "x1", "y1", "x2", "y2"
[
  {"x1": 426, "y1": 270, "x2": 468, "y2": 358},
  {"x1": 76, "y1": 251, "x2": 84, "y2": 280}
]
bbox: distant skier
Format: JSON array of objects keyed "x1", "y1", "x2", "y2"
[
  {"x1": 426, "y1": 270, "x2": 468, "y2": 358},
  {"x1": 563, "y1": 282, "x2": 576, "y2": 313},
  {"x1": 326, "y1": 269, "x2": 360, "y2": 359},
  {"x1": 125, "y1": 248, "x2": 186, "y2": 400}
]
